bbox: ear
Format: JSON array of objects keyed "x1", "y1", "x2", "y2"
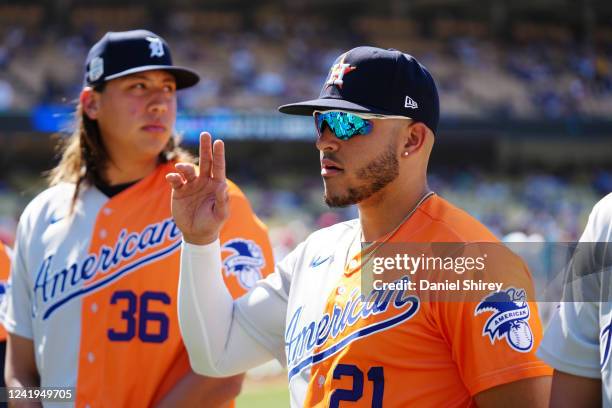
[
  {"x1": 400, "y1": 122, "x2": 430, "y2": 157},
  {"x1": 80, "y1": 87, "x2": 101, "y2": 120}
]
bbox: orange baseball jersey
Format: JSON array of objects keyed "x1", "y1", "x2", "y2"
[
  {"x1": 236, "y1": 194, "x2": 551, "y2": 407},
  {"x1": 0, "y1": 162, "x2": 273, "y2": 407},
  {"x1": 0, "y1": 241, "x2": 11, "y2": 341}
]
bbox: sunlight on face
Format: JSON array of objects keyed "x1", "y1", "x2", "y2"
[{"x1": 95, "y1": 70, "x2": 177, "y2": 164}]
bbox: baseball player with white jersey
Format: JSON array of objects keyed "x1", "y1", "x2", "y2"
[
  {"x1": 169, "y1": 47, "x2": 552, "y2": 407},
  {"x1": 0, "y1": 30, "x2": 274, "y2": 407},
  {"x1": 538, "y1": 192, "x2": 612, "y2": 407}
]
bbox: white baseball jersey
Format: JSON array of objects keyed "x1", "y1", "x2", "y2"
[
  {"x1": 538, "y1": 192, "x2": 612, "y2": 406},
  {"x1": 180, "y1": 194, "x2": 550, "y2": 407}
]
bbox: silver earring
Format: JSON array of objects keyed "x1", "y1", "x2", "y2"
[{"x1": 402, "y1": 151, "x2": 409, "y2": 157}]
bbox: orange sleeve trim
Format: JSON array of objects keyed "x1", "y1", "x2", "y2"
[
  {"x1": 466, "y1": 362, "x2": 553, "y2": 396},
  {"x1": 467, "y1": 362, "x2": 553, "y2": 396}
]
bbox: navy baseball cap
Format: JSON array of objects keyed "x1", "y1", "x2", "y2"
[
  {"x1": 279, "y1": 46, "x2": 439, "y2": 133},
  {"x1": 84, "y1": 29, "x2": 199, "y2": 89}
]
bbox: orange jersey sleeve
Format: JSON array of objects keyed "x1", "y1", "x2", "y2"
[
  {"x1": 417, "y1": 196, "x2": 552, "y2": 396},
  {"x1": 432, "y1": 252, "x2": 552, "y2": 396},
  {"x1": 0, "y1": 241, "x2": 10, "y2": 340}
]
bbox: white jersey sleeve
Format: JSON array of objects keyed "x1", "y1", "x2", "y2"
[
  {"x1": 537, "y1": 193, "x2": 612, "y2": 378},
  {"x1": 178, "y1": 238, "x2": 297, "y2": 376},
  {"x1": 233, "y1": 238, "x2": 297, "y2": 365},
  {"x1": 0, "y1": 202, "x2": 36, "y2": 339}
]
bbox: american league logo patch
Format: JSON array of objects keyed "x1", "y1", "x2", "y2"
[
  {"x1": 475, "y1": 288, "x2": 534, "y2": 352},
  {"x1": 222, "y1": 239, "x2": 264, "y2": 290}
]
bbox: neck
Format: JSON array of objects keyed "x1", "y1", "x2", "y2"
[
  {"x1": 104, "y1": 157, "x2": 158, "y2": 185},
  {"x1": 358, "y1": 180, "x2": 430, "y2": 242}
]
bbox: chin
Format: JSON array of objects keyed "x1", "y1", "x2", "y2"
[
  {"x1": 141, "y1": 134, "x2": 170, "y2": 152},
  {"x1": 324, "y1": 188, "x2": 356, "y2": 208}
]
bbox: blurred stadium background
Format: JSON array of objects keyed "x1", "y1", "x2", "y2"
[{"x1": 0, "y1": 0, "x2": 611, "y2": 406}]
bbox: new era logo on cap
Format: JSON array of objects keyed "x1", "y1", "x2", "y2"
[
  {"x1": 404, "y1": 96, "x2": 418, "y2": 109},
  {"x1": 278, "y1": 46, "x2": 439, "y2": 133},
  {"x1": 84, "y1": 29, "x2": 199, "y2": 90}
]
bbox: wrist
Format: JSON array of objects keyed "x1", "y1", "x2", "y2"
[{"x1": 182, "y1": 234, "x2": 219, "y2": 246}]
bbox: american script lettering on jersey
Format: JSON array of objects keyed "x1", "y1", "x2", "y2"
[
  {"x1": 33, "y1": 217, "x2": 182, "y2": 320},
  {"x1": 285, "y1": 275, "x2": 419, "y2": 380}
]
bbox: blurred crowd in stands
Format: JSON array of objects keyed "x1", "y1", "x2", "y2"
[
  {"x1": 1, "y1": 169, "x2": 609, "y2": 261},
  {"x1": 0, "y1": 4, "x2": 609, "y2": 273},
  {"x1": 247, "y1": 170, "x2": 611, "y2": 260},
  {"x1": 0, "y1": 5, "x2": 612, "y2": 119}
]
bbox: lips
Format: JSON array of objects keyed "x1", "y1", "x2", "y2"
[
  {"x1": 141, "y1": 123, "x2": 167, "y2": 132},
  {"x1": 321, "y1": 158, "x2": 344, "y2": 177}
]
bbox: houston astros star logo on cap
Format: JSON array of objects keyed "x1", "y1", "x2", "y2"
[{"x1": 326, "y1": 53, "x2": 356, "y2": 89}]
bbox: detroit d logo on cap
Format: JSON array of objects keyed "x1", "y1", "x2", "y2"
[{"x1": 146, "y1": 36, "x2": 164, "y2": 58}]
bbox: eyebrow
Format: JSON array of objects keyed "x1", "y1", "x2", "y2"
[{"x1": 127, "y1": 74, "x2": 175, "y2": 83}]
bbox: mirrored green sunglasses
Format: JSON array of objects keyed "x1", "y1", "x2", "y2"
[
  {"x1": 314, "y1": 111, "x2": 372, "y2": 140},
  {"x1": 313, "y1": 110, "x2": 411, "y2": 140}
]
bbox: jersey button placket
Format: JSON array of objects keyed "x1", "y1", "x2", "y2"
[
  {"x1": 99, "y1": 207, "x2": 112, "y2": 239},
  {"x1": 317, "y1": 374, "x2": 326, "y2": 387}
]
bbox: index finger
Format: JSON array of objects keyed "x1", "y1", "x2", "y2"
[
  {"x1": 212, "y1": 139, "x2": 226, "y2": 182},
  {"x1": 199, "y1": 132, "x2": 213, "y2": 178}
]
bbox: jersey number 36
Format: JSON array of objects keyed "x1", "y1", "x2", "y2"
[{"x1": 107, "y1": 290, "x2": 170, "y2": 343}]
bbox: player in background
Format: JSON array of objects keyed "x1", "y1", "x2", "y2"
[
  {"x1": 0, "y1": 30, "x2": 273, "y2": 407},
  {"x1": 537, "y1": 192, "x2": 612, "y2": 407},
  {"x1": 0, "y1": 240, "x2": 11, "y2": 398},
  {"x1": 168, "y1": 46, "x2": 552, "y2": 407}
]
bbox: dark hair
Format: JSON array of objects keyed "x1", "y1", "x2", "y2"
[{"x1": 48, "y1": 83, "x2": 193, "y2": 211}]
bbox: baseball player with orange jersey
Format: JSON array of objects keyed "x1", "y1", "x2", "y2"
[
  {"x1": 0, "y1": 240, "x2": 11, "y2": 394},
  {"x1": 0, "y1": 241, "x2": 11, "y2": 342},
  {"x1": 0, "y1": 30, "x2": 273, "y2": 407},
  {"x1": 168, "y1": 47, "x2": 552, "y2": 407}
]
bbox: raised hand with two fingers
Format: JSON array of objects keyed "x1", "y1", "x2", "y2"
[{"x1": 166, "y1": 132, "x2": 229, "y2": 245}]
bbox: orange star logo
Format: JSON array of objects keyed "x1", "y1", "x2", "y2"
[{"x1": 326, "y1": 54, "x2": 356, "y2": 89}]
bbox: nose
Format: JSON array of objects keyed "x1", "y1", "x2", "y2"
[
  {"x1": 148, "y1": 89, "x2": 173, "y2": 114},
  {"x1": 315, "y1": 125, "x2": 340, "y2": 153}
]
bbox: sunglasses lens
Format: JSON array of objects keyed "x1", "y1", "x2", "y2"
[
  {"x1": 315, "y1": 112, "x2": 326, "y2": 134},
  {"x1": 314, "y1": 112, "x2": 373, "y2": 140}
]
